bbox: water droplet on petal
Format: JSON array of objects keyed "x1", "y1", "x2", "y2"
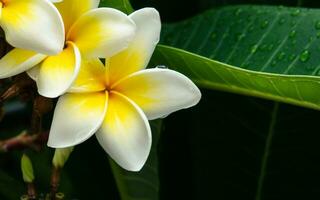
[
  {"x1": 156, "y1": 65, "x2": 168, "y2": 69},
  {"x1": 300, "y1": 50, "x2": 310, "y2": 62}
]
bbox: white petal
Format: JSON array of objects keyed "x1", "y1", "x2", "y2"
[
  {"x1": 113, "y1": 68, "x2": 202, "y2": 120},
  {"x1": 36, "y1": 42, "x2": 81, "y2": 98},
  {"x1": 96, "y1": 92, "x2": 151, "y2": 171},
  {"x1": 48, "y1": 92, "x2": 108, "y2": 148},
  {"x1": 67, "y1": 8, "x2": 136, "y2": 58},
  {"x1": 107, "y1": 8, "x2": 161, "y2": 84},
  {"x1": 0, "y1": 48, "x2": 46, "y2": 79},
  {"x1": 55, "y1": 0, "x2": 100, "y2": 33},
  {"x1": 1, "y1": 0, "x2": 65, "y2": 55},
  {"x1": 69, "y1": 59, "x2": 106, "y2": 93}
]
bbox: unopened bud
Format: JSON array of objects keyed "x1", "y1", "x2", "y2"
[
  {"x1": 52, "y1": 147, "x2": 74, "y2": 168},
  {"x1": 21, "y1": 154, "x2": 34, "y2": 183}
]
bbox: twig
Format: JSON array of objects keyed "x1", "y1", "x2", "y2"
[
  {"x1": 50, "y1": 167, "x2": 61, "y2": 200},
  {"x1": 0, "y1": 131, "x2": 48, "y2": 152},
  {"x1": 31, "y1": 96, "x2": 53, "y2": 135}
]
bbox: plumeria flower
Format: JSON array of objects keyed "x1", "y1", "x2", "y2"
[
  {"x1": 47, "y1": 8, "x2": 201, "y2": 171},
  {"x1": 0, "y1": 0, "x2": 64, "y2": 54},
  {"x1": 0, "y1": 0, "x2": 136, "y2": 98}
]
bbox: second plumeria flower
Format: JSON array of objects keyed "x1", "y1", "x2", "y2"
[
  {"x1": 0, "y1": 0, "x2": 64, "y2": 54},
  {"x1": 47, "y1": 8, "x2": 201, "y2": 171},
  {"x1": 0, "y1": 0, "x2": 136, "y2": 98}
]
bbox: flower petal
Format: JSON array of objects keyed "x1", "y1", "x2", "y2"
[
  {"x1": 48, "y1": 92, "x2": 108, "y2": 148},
  {"x1": 96, "y1": 91, "x2": 151, "y2": 171},
  {"x1": 107, "y1": 8, "x2": 161, "y2": 84},
  {"x1": 67, "y1": 8, "x2": 136, "y2": 58},
  {"x1": 113, "y1": 68, "x2": 201, "y2": 120},
  {"x1": 1, "y1": 0, "x2": 65, "y2": 55},
  {"x1": 0, "y1": 48, "x2": 46, "y2": 79},
  {"x1": 69, "y1": 59, "x2": 106, "y2": 93},
  {"x1": 55, "y1": 0, "x2": 99, "y2": 33},
  {"x1": 36, "y1": 42, "x2": 81, "y2": 98}
]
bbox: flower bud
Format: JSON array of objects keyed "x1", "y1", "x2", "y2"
[
  {"x1": 52, "y1": 147, "x2": 74, "y2": 168},
  {"x1": 21, "y1": 154, "x2": 34, "y2": 183}
]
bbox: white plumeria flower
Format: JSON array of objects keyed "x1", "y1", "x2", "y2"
[
  {"x1": 0, "y1": 0, "x2": 136, "y2": 98},
  {"x1": 0, "y1": 0, "x2": 64, "y2": 55},
  {"x1": 47, "y1": 8, "x2": 201, "y2": 171}
]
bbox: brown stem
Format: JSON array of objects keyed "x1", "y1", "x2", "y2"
[
  {"x1": 27, "y1": 183, "x2": 36, "y2": 200},
  {"x1": 0, "y1": 131, "x2": 48, "y2": 152},
  {"x1": 31, "y1": 96, "x2": 53, "y2": 134},
  {"x1": 50, "y1": 167, "x2": 61, "y2": 200},
  {"x1": 0, "y1": 73, "x2": 34, "y2": 103}
]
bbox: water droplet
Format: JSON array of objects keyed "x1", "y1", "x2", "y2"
[
  {"x1": 237, "y1": 33, "x2": 245, "y2": 41},
  {"x1": 268, "y1": 44, "x2": 274, "y2": 50},
  {"x1": 271, "y1": 60, "x2": 277, "y2": 67},
  {"x1": 300, "y1": 50, "x2": 310, "y2": 62},
  {"x1": 260, "y1": 44, "x2": 268, "y2": 50},
  {"x1": 211, "y1": 33, "x2": 217, "y2": 40},
  {"x1": 289, "y1": 30, "x2": 297, "y2": 38},
  {"x1": 291, "y1": 9, "x2": 301, "y2": 16},
  {"x1": 291, "y1": 20, "x2": 297, "y2": 26},
  {"x1": 248, "y1": 25, "x2": 254, "y2": 32},
  {"x1": 235, "y1": 8, "x2": 243, "y2": 16},
  {"x1": 315, "y1": 20, "x2": 320, "y2": 30},
  {"x1": 309, "y1": 36, "x2": 314, "y2": 42},
  {"x1": 277, "y1": 52, "x2": 286, "y2": 60},
  {"x1": 251, "y1": 45, "x2": 258, "y2": 54},
  {"x1": 289, "y1": 54, "x2": 296, "y2": 61},
  {"x1": 316, "y1": 32, "x2": 320, "y2": 38},
  {"x1": 156, "y1": 65, "x2": 168, "y2": 69},
  {"x1": 307, "y1": 65, "x2": 315, "y2": 70},
  {"x1": 291, "y1": 39, "x2": 297, "y2": 45},
  {"x1": 278, "y1": 18, "x2": 286, "y2": 25},
  {"x1": 261, "y1": 20, "x2": 269, "y2": 29}
]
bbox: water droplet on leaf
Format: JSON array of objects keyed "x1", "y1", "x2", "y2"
[{"x1": 300, "y1": 50, "x2": 310, "y2": 62}]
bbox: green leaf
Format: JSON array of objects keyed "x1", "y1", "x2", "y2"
[
  {"x1": 153, "y1": 5, "x2": 320, "y2": 110},
  {"x1": 99, "y1": 0, "x2": 134, "y2": 14},
  {"x1": 161, "y1": 90, "x2": 320, "y2": 200},
  {"x1": 110, "y1": 120, "x2": 162, "y2": 200}
]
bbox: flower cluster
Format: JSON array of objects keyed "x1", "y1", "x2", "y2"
[{"x1": 0, "y1": 0, "x2": 201, "y2": 171}]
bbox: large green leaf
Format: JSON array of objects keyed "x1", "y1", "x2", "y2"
[
  {"x1": 110, "y1": 120, "x2": 162, "y2": 200},
  {"x1": 160, "y1": 90, "x2": 320, "y2": 200},
  {"x1": 150, "y1": 4, "x2": 320, "y2": 200},
  {"x1": 100, "y1": 0, "x2": 133, "y2": 13},
  {"x1": 153, "y1": 5, "x2": 320, "y2": 110}
]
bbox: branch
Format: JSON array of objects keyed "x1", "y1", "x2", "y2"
[{"x1": 0, "y1": 131, "x2": 48, "y2": 152}]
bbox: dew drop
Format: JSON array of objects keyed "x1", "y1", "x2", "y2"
[
  {"x1": 248, "y1": 25, "x2": 255, "y2": 32},
  {"x1": 237, "y1": 33, "x2": 245, "y2": 41},
  {"x1": 156, "y1": 65, "x2": 168, "y2": 69},
  {"x1": 289, "y1": 54, "x2": 296, "y2": 61},
  {"x1": 315, "y1": 20, "x2": 320, "y2": 30},
  {"x1": 268, "y1": 44, "x2": 274, "y2": 50},
  {"x1": 300, "y1": 50, "x2": 310, "y2": 62},
  {"x1": 289, "y1": 30, "x2": 297, "y2": 38},
  {"x1": 261, "y1": 20, "x2": 269, "y2": 29},
  {"x1": 291, "y1": 9, "x2": 301, "y2": 16},
  {"x1": 251, "y1": 45, "x2": 258, "y2": 54},
  {"x1": 278, "y1": 18, "x2": 286, "y2": 25},
  {"x1": 235, "y1": 8, "x2": 243, "y2": 16},
  {"x1": 277, "y1": 52, "x2": 286, "y2": 60},
  {"x1": 211, "y1": 33, "x2": 217, "y2": 40}
]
